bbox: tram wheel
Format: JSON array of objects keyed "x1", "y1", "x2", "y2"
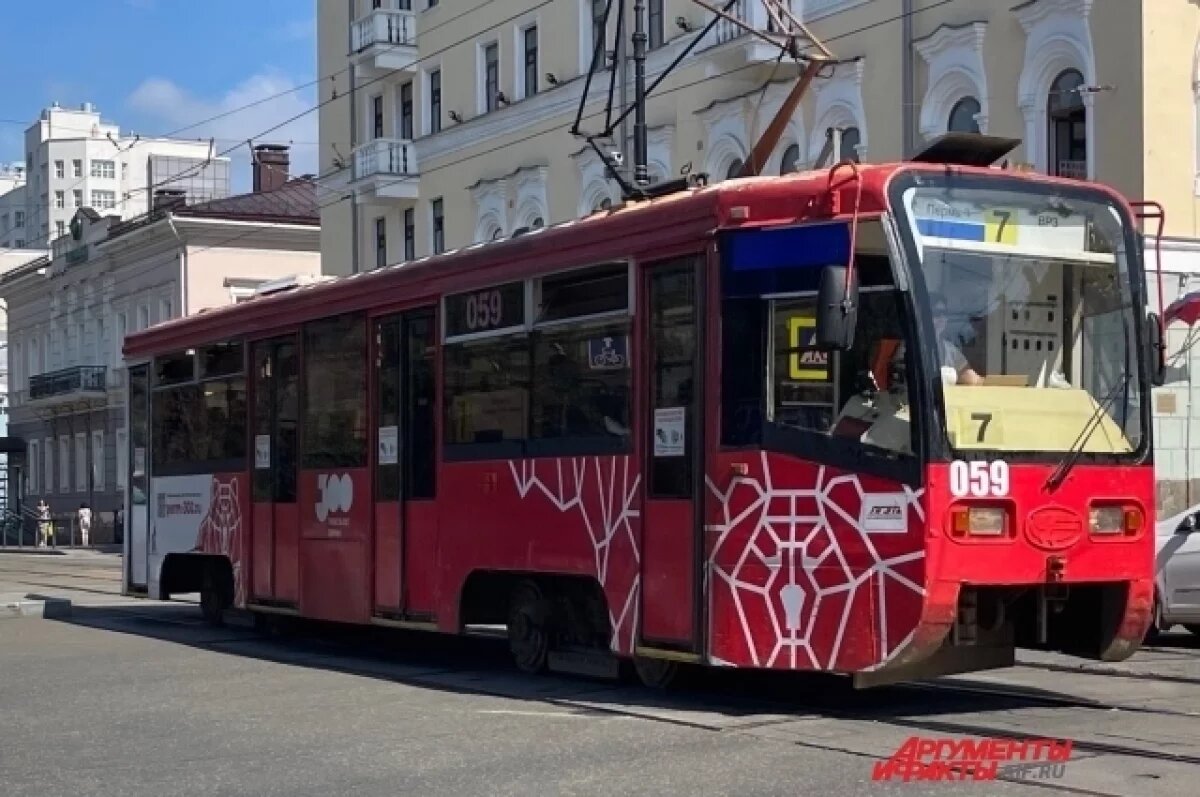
[
  {"x1": 200, "y1": 565, "x2": 231, "y2": 627},
  {"x1": 632, "y1": 655, "x2": 680, "y2": 689},
  {"x1": 508, "y1": 580, "x2": 551, "y2": 674}
]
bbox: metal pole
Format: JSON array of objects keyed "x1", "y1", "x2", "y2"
[
  {"x1": 618, "y1": 1, "x2": 630, "y2": 177},
  {"x1": 632, "y1": 0, "x2": 648, "y2": 185}
]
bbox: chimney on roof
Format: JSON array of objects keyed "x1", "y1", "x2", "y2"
[
  {"x1": 153, "y1": 189, "x2": 187, "y2": 211},
  {"x1": 253, "y1": 144, "x2": 290, "y2": 193}
]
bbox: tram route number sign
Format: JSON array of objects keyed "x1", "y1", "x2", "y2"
[{"x1": 445, "y1": 281, "x2": 525, "y2": 337}]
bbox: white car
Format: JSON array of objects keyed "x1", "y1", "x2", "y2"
[{"x1": 1151, "y1": 504, "x2": 1200, "y2": 636}]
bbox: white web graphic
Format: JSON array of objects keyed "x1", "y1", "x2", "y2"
[
  {"x1": 706, "y1": 451, "x2": 925, "y2": 670},
  {"x1": 509, "y1": 457, "x2": 641, "y2": 653}
]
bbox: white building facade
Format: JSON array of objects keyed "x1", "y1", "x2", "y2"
[
  {"x1": 2, "y1": 150, "x2": 320, "y2": 540},
  {"x1": 1, "y1": 103, "x2": 230, "y2": 252}
]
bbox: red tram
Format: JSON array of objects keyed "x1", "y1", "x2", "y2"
[{"x1": 122, "y1": 159, "x2": 1162, "y2": 687}]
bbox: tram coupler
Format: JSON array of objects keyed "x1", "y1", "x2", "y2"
[{"x1": 1036, "y1": 583, "x2": 1070, "y2": 645}]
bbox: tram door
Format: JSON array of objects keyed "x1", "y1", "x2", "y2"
[
  {"x1": 250, "y1": 337, "x2": 300, "y2": 605},
  {"x1": 639, "y1": 258, "x2": 704, "y2": 651},
  {"x1": 372, "y1": 308, "x2": 437, "y2": 617}
]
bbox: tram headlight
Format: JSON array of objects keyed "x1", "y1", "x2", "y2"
[
  {"x1": 1089, "y1": 505, "x2": 1141, "y2": 536},
  {"x1": 950, "y1": 506, "x2": 1008, "y2": 537}
]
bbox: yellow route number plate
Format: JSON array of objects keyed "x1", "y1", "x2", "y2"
[{"x1": 983, "y1": 208, "x2": 1018, "y2": 245}]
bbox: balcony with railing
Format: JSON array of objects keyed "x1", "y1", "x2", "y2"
[
  {"x1": 350, "y1": 2, "x2": 418, "y2": 75},
  {"x1": 1056, "y1": 160, "x2": 1088, "y2": 180},
  {"x1": 703, "y1": 1, "x2": 795, "y2": 64},
  {"x1": 352, "y1": 138, "x2": 419, "y2": 202},
  {"x1": 27, "y1": 366, "x2": 108, "y2": 407}
]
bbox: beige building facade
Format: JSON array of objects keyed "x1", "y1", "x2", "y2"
[
  {"x1": 318, "y1": 0, "x2": 1200, "y2": 512},
  {"x1": 1, "y1": 151, "x2": 321, "y2": 538}
]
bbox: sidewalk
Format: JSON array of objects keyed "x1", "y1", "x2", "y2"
[{"x1": 0, "y1": 544, "x2": 122, "y2": 557}]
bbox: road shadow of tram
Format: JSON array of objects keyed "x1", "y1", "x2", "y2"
[{"x1": 49, "y1": 602, "x2": 1107, "y2": 723}]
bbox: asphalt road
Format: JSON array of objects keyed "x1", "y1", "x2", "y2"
[{"x1": 3, "y1": 552, "x2": 1200, "y2": 797}]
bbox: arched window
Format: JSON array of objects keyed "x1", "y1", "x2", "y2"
[
  {"x1": 489, "y1": 227, "x2": 504, "y2": 241},
  {"x1": 1049, "y1": 69, "x2": 1086, "y2": 178},
  {"x1": 531, "y1": 217, "x2": 544, "y2": 228},
  {"x1": 839, "y1": 127, "x2": 862, "y2": 163},
  {"x1": 594, "y1": 196, "x2": 612, "y2": 211},
  {"x1": 780, "y1": 144, "x2": 801, "y2": 175},
  {"x1": 725, "y1": 158, "x2": 744, "y2": 180},
  {"x1": 948, "y1": 97, "x2": 981, "y2": 134}
]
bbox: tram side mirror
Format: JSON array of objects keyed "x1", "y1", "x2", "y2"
[
  {"x1": 816, "y1": 264, "x2": 858, "y2": 351},
  {"x1": 1145, "y1": 311, "x2": 1166, "y2": 387}
]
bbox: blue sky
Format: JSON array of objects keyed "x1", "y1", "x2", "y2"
[{"x1": 0, "y1": 0, "x2": 317, "y2": 192}]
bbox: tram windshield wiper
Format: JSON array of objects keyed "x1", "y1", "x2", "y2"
[{"x1": 1044, "y1": 372, "x2": 1132, "y2": 491}]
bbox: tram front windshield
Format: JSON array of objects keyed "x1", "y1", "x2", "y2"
[{"x1": 893, "y1": 176, "x2": 1145, "y2": 457}]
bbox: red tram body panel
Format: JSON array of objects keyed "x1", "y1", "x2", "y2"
[{"x1": 123, "y1": 163, "x2": 1158, "y2": 686}]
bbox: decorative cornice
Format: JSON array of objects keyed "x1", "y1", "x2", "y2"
[
  {"x1": 1012, "y1": 0, "x2": 1093, "y2": 33},
  {"x1": 914, "y1": 22, "x2": 987, "y2": 65}
]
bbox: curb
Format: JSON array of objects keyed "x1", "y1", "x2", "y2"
[
  {"x1": 0, "y1": 595, "x2": 73, "y2": 620},
  {"x1": 0, "y1": 548, "x2": 67, "y2": 556}
]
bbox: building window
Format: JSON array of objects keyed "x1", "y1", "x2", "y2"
[
  {"x1": 1049, "y1": 69, "x2": 1086, "y2": 179},
  {"x1": 948, "y1": 97, "x2": 981, "y2": 134},
  {"x1": 648, "y1": 0, "x2": 664, "y2": 49},
  {"x1": 73, "y1": 190, "x2": 83, "y2": 208},
  {"x1": 403, "y1": 208, "x2": 415, "y2": 260},
  {"x1": 92, "y1": 431, "x2": 105, "y2": 490},
  {"x1": 375, "y1": 217, "x2": 388, "y2": 268},
  {"x1": 137, "y1": 304, "x2": 149, "y2": 331},
  {"x1": 372, "y1": 95, "x2": 384, "y2": 139},
  {"x1": 14, "y1": 211, "x2": 23, "y2": 228},
  {"x1": 592, "y1": 0, "x2": 607, "y2": 63},
  {"x1": 115, "y1": 312, "x2": 127, "y2": 367},
  {"x1": 54, "y1": 160, "x2": 64, "y2": 178},
  {"x1": 780, "y1": 144, "x2": 801, "y2": 174},
  {"x1": 72, "y1": 159, "x2": 82, "y2": 178},
  {"x1": 116, "y1": 429, "x2": 128, "y2": 489},
  {"x1": 523, "y1": 27, "x2": 539, "y2": 98},
  {"x1": 400, "y1": 81, "x2": 414, "y2": 139},
  {"x1": 431, "y1": 198, "x2": 445, "y2": 254},
  {"x1": 54, "y1": 191, "x2": 65, "y2": 209},
  {"x1": 725, "y1": 159, "x2": 744, "y2": 180},
  {"x1": 59, "y1": 436, "x2": 70, "y2": 494},
  {"x1": 75, "y1": 433, "x2": 88, "y2": 493},
  {"x1": 91, "y1": 159, "x2": 115, "y2": 179},
  {"x1": 14, "y1": 239, "x2": 23, "y2": 248},
  {"x1": 160, "y1": 298, "x2": 173, "y2": 321},
  {"x1": 839, "y1": 127, "x2": 862, "y2": 163},
  {"x1": 28, "y1": 441, "x2": 39, "y2": 494},
  {"x1": 91, "y1": 190, "x2": 116, "y2": 210},
  {"x1": 55, "y1": 220, "x2": 65, "y2": 238},
  {"x1": 44, "y1": 437, "x2": 54, "y2": 493},
  {"x1": 483, "y1": 42, "x2": 500, "y2": 112},
  {"x1": 429, "y1": 69, "x2": 442, "y2": 134}
]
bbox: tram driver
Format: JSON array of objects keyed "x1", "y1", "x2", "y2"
[{"x1": 930, "y1": 292, "x2": 983, "y2": 386}]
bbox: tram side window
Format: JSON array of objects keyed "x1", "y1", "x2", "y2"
[
  {"x1": 303, "y1": 314, "x2": 368, "y2": 469},
  {"x1": 443, "y1": 333, "x2": 530, "y2": 455},
  {"x1": 443, "y1": 280, "x2": 529, "y2": 459},
  {"x1": 150, "y1": 361, "x2": 247, "y2": 476},
  {"x1": 721, "y1": 225, "x2": 918, "y2": 461},
  {"x1": 530, "y1": 264, "x2": 631, "y2": 455}
]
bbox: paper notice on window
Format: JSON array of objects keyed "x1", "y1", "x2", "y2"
[
  {"x1": 254, "y1": 435, "x2": 271, "y2": 470},
  {"x1": 653, "y1": 407, "x2": 686, "y2": 457},
  {"x1": 378, "y1": 426, "x2": 399, "y2": 465},
  {"x1": 133, "y1": 447, "x2": 146, "y2": 477}
]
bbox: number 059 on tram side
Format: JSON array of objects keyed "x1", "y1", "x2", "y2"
[{"x1": 122, "y1": 159, "x2": 1163, "y2": 688}]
